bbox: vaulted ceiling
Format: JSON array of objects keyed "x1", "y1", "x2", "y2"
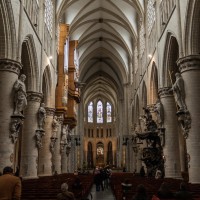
[{"x1": 57, "y1": 0, "x2": 144, "y2": 106}]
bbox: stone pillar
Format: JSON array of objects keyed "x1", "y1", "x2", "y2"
[
  {"x1": 0, "y1": 59, "x2": 21, "y2": 171},
  {"x1": 20, "y1": 92, "x2": 43, "y2": 179},
  {"x1": 159, "y1": 87, "x2": 181, "y2": 178},
  {"x1": 38, "y1": 107, "x2": 55, "y2": 176},
  {"x1": 52, "y1": 115, "x2": 63, "y2": 174},
  {"x1": 177, "y1": 55, "x2": 200, "y2": 183}
]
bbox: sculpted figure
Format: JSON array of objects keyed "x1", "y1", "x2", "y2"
[
  {"x1": 52, "y1": 116, "x2": 59, "y2": 138},
  {"x1": 38, "y1": 103, "x2": 46, "y2": 130},
  {"x1": 154, "y1": 99, "x2": 164, "y2": 127},
  {"x1": 170, "y1": 73, "x2": 187, "y2": 111},
  {"x1": 13, "y1": 74, "x2": 27, "y2": 115}
]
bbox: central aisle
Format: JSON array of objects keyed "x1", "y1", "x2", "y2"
[{"x1": 87, "y1": 184, "x2": 115, "y2": 200}]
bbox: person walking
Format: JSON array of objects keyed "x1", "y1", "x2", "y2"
[{"x1": 0, "y1": 166, "x2": 21, "y2": 200}]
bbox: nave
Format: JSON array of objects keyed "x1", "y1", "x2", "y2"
[{"x1": 21, "y1": 172, "x2": 200, "y2": 200}]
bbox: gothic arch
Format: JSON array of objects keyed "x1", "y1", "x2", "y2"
[
  {"x1": 21, "y1": 35, "x2": 39, "y2": 91},
  {"x1": 42, "y1": 66, "x2": 52, "y2": 106},
  {"x1": 0, "y1": 0, "x2": 17, "y2": 59},
  {"x1": 142, "y1": 81, "x2": 147, "y2": 108},
  {"x1": 107, "y1": 141, "x2": 113, "y2": 165},
  {"x1": 185, "y1": 0, "x2": 200, "y2": 55},
  {"x1": 149, "y1": 62, "x2": 158, "y2": 104},
  {"x1": 162, "y1": 33, "x2": 179, "y2": 87},
  {"x1": 134, "y1": 95, "x2": 139, "y2": 124},
  {"x1": 87, "y1": 142, "x2": 93, "y2": 168}
]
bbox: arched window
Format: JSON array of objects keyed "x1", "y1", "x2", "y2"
[
  {"x1": 106, "y1": 102, "x2": 112, "y2": 123},
  {"x1": 147, "y1": 0, "x2": 156, "y2": 35},
  {"x1": 97, "y1": 100, "x2": 103, "y2": 123},
  {"x1": 88, "y1": 101, "x2": 93, "y2": 123},
  {"x1": 44, "y1": 0, "x2": 53, "y2": 35}
]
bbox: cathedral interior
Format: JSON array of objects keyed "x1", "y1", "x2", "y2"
[{"x1": 1, "y1": 0, "x2": 200, "y2": 185}]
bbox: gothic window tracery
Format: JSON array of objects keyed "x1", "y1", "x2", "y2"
[
  {"x1": 139, "y1": 23, "x2": 145, "y2": 56},
  {"x1": 44, "y1": 0, "x2": 53, "y2": 35},
  {"x1": 88, "y1": 102, "x2": 93, "y2": 123},
  {"x1": 97, "y1": 100, "x2": 103, "y2": 123},
  {"x1": 107, "y1": 102, "x2": 112, "y2": 123},
  {"x1": 147, "y1": 0, "x2": 156, "y2": 35}
]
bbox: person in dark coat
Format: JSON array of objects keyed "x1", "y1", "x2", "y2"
[
  {"x1": 174, "y1": 182, "x2": 193, "y2": 200},
  {"x1": 132, "y1": 184, "x2": 148, "y2": 200},
  {"x1": 157, "y1": 182, "x2": 174, "y2": 199}
]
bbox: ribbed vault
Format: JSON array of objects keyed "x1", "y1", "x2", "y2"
[{"x1": 57, "y1": 0, "x2": 143, "y2": 107}]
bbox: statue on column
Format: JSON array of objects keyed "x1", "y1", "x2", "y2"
[
  {"x1": 52, "y1": 116, "x2": 59, "y2": 138},
  {"x1": 154, "y1": 99, "x2": 164, "y2": 128},
  {"x1": 169, "y1": 73, "x2": 187, "y2": 112},
  {"x1": 60, "y1": 125, "x2": 67, "y2": 153},
  {"x1": 13, "y1": 74, "x2": 27, "y2": 116},
  {"x1": 38, "y1": 103, "x2": 46, "y2": 130}
]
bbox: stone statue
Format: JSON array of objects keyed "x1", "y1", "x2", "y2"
[
  {"x1": 10, "y1": 118, "x2": 23, "y2": 143},
  {"x1": 13, "y1": 74, "x2": 27, "y2": 116},
  {"x1": 35, "y1": 130, "x2": 45, "y2": 149},
  {"x1": 38, "y1": 103, "x2": 46, "y2": 130},
  {"x1": 60, "y1": 125, "x2": 67, "y2": 153},
  {"x1": 52, "y1": 116, "x2": 59, "y2": 138},
  {"x1": 170, "y1": 73, "x2": 187, "y2": 111},
  {"x1": 154, "y1": 99, "x2": 164, "y2": 127}
]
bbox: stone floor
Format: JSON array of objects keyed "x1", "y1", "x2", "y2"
[{"x1": 87, "y1": 184, "x2": 115, "y2": 200}]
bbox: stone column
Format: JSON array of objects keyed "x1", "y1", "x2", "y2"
[
  {"x1": 38, "y1": 107, "x2": 55, "y2": 176},
  {"x1": 52, "y1": 115, "x2": 63, "y2": 174},
  {"x1": 20, "y1": 92, "x2": 43, "y2": 179},
  {"x1": 0, "y1": 59, "x2": 21, "y2": 170},
  {"x1": 159, "y1": 87, "x2": 181, "y2": 178},
  {"x1": 177, "y1": 55, "x2": 200, "y2": 183}
]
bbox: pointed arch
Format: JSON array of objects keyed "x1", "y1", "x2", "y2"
[
  {"x1": 21, "y1": 35, "x2": 39, "y2": 91},
  {"x1": 107, "y1": 141, "x2": 113, "y2": 165},
  {"x1": 134, "y1": 95, "x2": 139, "y2": 124},
  {"x1": 162, "y1": 33, "x2": 179, "y2": 87},
  {"x1": 185, "y1": 0, "x2": 200, "y2": 55},
  {"x1": 42, "y1": 65, "x2": 52, "y2": 106},
  {"x1": 142, "y1": 81, "x2": 147, "y2": 108},
  {"x1": 87, "y1": 142, "x2": 93, "y2": 168},
  {"x1": 149, "y1": 62, "x2": 158, "y2": 104},
  {"x1": 0, "y1": 0, "x2": 17, "y2": 59}
]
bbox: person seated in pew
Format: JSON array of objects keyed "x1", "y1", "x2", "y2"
[
  {"x1": 132, "y1": 184, "x2": 148, "y2": 200},
  {"x1": 57, "y1": 182, "x2": 75, "y2": 200},
  {"x1": 157, "y1": 182, "x2": 174, "y2": 199},
  {"x1": 174, "y1": 182, "x2": 193, "y2": 200}
]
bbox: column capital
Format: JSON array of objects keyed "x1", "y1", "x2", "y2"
[
  {"x1": 27, "y1": 91, "x2": 43, "y2": 102},
  {"x1": 159, "y1": 87, "x2": 173, "y2": 98},
  {"x1": 177, "y1": 55, "x2": 200, "y2": 73},
  {"x1": 45, "y1": 107, "x2": 55, "y2": 116},
  {"x1": 0, "y1": 59, "x2": 22, "y2": 75}
]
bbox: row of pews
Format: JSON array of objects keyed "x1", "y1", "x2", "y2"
[
  {"x1": 110, "y1": 173, "x2": 200, "y2": 200},
  {"x1": 21, "y1": 173, "x2": 94, "y2": 200}
]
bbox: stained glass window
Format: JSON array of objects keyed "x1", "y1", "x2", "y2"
[
  {"x1": 147, "y1": 0, "x2": 156, "y2": 35},
  {"x1": 97, "y1": 100, "x2": 103, "y2": 123},
  {"x1": 106, "y1": 102, "x2": 112, "y2": 122},
  {"x1": 88, "y1": 102, "x2": 93, "y2": 123},
  {"x1": 44, "y1": 0, "x2": 53, "y2": 35}
]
